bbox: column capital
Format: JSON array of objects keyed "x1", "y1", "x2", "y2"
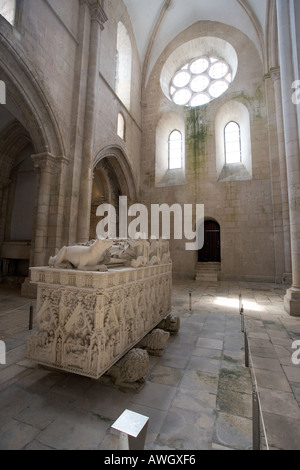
[
  {"x1": 80, "y1": 0, "x2": 108, "y2": 29},
  {"x1": 270, "y1": 67, "x2": 281, "y2": 83},
  {"x1": 32, "y1": 153, "x2": 67, "y2": 174}
]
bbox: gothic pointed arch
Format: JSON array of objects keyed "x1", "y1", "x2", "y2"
[
  {"x1": 90, "y1": 146, "x2": 138, "y2": 238},
  {"x1": 94, "y1": 146, "x2": 138, "y2": 203},
  {"x1": 0, "y1": 32, "x2": 65, "y2": 157}
]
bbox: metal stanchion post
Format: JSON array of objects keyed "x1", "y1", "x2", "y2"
[
  {"x1": 189, "y1": 291, "x2": 192, "y2": 311},
  {"x1": 29, "y1": 305, "x2": 33, "y2": 330},
  {"x1": 244, "y1": 331, "x2": 249, "y2": 368},
  {"x1": 253, "y1": 387, "x2": 260, "y2": 450},
  {"x1": 239, "y1": 294, "x2": 244, "y2": 332},
  {"x1": 241, "y1": 314, "x2": 245, "y2": 333}
]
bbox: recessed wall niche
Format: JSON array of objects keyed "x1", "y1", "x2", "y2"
[{"x1": 215, "y1": 100, "x2": 252, "y2": 182}]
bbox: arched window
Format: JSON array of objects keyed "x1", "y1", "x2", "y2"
[
  {"x1": 0, "y1": 0, "x2": 16, "y2": 25},
  {"x1": 224, "y1": 121, "x2": 241, "y2": 164},
  {"x1": 168, "y1": 130, "x2": 183, "y2": 170},
  {"x1": 115, "y1": 22, "x2": 132, "y2": 109},
  {"x1": 117, "y1": 113, "x2": 125, "y2": 140}
]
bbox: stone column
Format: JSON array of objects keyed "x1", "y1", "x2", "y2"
[
  {"x1": 52, "y1": 156, "x2": 69, "y2": 253},
  {"x1": 77, "y1": 0, "x2": 107, "y2": 242},
  {"x1": 277, "y1": 0, "x2": 300, "y2": 315},
  {"x1": 270, "y1": 67, "x2": 292, "y2": 282},
  {"x1": 31, "y1": 153, "x2": 58, "y2": 267},
  {"x1": 68, "y1": 0, "x2": 92, "y2": 245}
]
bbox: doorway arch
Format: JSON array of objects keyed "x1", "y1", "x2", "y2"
[
  {"x1": 90, "y1": 147, "x2": 138, "y2": 239},
  {"x1": 198, "y1": 220, "x2": 221, "y2": 262}
]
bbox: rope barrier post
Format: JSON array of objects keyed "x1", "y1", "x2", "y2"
[
  {"x1": 239, "y1": 294, "x2": 244, "y2": 332},
  {"x1": 252, "y1": 386, "x2": 261, "y2": 450},
  {"x1": 244, "y1": 331, "x2": 249, "y2": 368},
  {"x1": 29, "y1": 305, "x2": 33, "y2": 330},
  {"x1": 241, "y1": 312, "x2": 245, "y2": 333},
  {"x1": 189, "y1": 291, "x2": 192, "y2": 311}
]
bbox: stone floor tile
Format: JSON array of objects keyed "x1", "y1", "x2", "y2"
[
  {"x1": 24, "y1": 439, "x2": 55, "y2": 450},
  {"x1": 213, "y1": 412, "x2": 252, "y2": 450},
  {"x1": 149, "y1": 364, "x2": 183, "y2": 386},
  {"x1": 0, "y1": 364, "x2": 30, "y2": 389},
  {"x1": 251, "y1": 355, "x2": 284, "y2": 372},
  {"x1": 158, "y1": 351, "x2": 191, "y2": 369},
  {"x1": 73, "y1": 382, "x2": 133, "y2": 421},
  {"x1": 263, "y1": 412, "x2": 300, "y2": 450},
  {"x1": 217, "y1": 389, "x2": 252, "y2": 419},
  {"x1": 187, "y1": 355, "x2": 221, "y2": 374},
  {"x1": 156, "y1": 406, "x2": 215, "y2": 450},
  {"x1": 290, "y1": 383, "x2": 300, "y2": 406},
  {"x1": 282, "y1": 365, "x2": 300, "y2": 384},
  {"x1": 273, "y1": 344, "x2": 295, "y2": 366},
  {"x1": 211, "y1": 442, "x2": 233, "y2": 450},
  {"x1": 197, "y1": 328, "x2": 224, "y2": 340},
  {"x1": 16, "y1": 368, "x2": 66, "y2": 394},
  {"x1": 222, "y1": 349, "x2": 245, "y2": 362},
  {"x1": 130, "y1": 382, "x2": 177, "y2": 412},
  {"x1": 259, "y1": 388, "x2": 300, "y2": 419},
  {"x1": 172, "y1": 387, "x2": 217, "y2": 413},
  {"x1": 16, "y1": 390, "x2": 76, "y2": 430},
  {"x1": 98, "y1": 432, "x2": 119, "y2": 451},
  {"x1": 220, "y1": 358, "x2": 246, "y2": 374},
  {"x1": 254, "y1": 369, "x2": 291, "y2": 392},
  {"x1": 192, "y1": 346, "x2": 222, "y2": 360},
  {"x1": 247, "y1": 342, "x2": 277, "y2": 359},
  {"x1": 218, "y1": 369, "x2": 252, "y2": 394},
  {"x1": 223, "y1": 335, "x2": 244, "y2": 351},
  {"x1": 50, "y1": 373, "x2": 93, "y2": 399},
  {"x1": 0, "y1": 414, "x2": 40, "y2": 450},
  {"x1": 195, "y1": 337, "x2": 224, "y2": 350},
  {"x1": 179, "y1": 369, "x2": 219, "y2": 394},
  {"x1": 0, "y1": 384, "x2": 37, "y2": 418},
  {"x1": 36, "y1": 407, "x2": 111, "y2": 450}
]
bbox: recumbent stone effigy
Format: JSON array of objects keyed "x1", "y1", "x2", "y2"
[{"x1": 26, "y1": 237, "x2": 175, "y2": 381}]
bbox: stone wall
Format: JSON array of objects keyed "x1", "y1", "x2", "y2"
[
  {"x1": 140, "y1": 21, "x2": 283, "y2": 283},
  {"x1": 0, "y1": 0, "x2": 143, "y2": 272}
]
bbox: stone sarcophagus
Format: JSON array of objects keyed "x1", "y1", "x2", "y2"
[{"x1": 26, "y1": 263, "x2": 172, "y2": 379}]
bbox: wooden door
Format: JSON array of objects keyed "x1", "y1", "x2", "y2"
[{"x1": 198, "y1": 220, "x2": 221, "y2": 262}]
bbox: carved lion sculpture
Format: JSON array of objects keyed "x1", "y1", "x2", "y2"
[
  {"x1": 157, "y1": 314, "x2": 180, "y2": 335},
  {"x1": 107, "y1": 348, "x2": 150, "y2": 389},
  {"x1": 138, "y1": 328, "x2": 170, "y2": 356},
  {"x1": 49, "y1": 238, "x2": 113, "y2": 271}
]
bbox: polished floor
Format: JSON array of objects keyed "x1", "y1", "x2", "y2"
[{"x1": 0, "y1": 280, "x2": 299, "y2": 450}]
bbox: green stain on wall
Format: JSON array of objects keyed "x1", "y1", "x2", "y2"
[
  {"x1": 231, "y1": 84, "x2": 264, "y2": 121},
  {"x1": 186, "y1": 106, "x2": 209, "y2": 163}
]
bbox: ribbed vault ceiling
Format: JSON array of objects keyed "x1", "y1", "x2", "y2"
[{"x1": 123, "y1": 0, "x2": 268, "y2": 83}]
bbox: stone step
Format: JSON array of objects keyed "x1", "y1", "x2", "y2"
[
  {"x1": 195, "y1": 263, "x2": 221, "y2": 271},
  {"x1": 195, "y1": 263, "x2": 220, "y2": 282}
]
